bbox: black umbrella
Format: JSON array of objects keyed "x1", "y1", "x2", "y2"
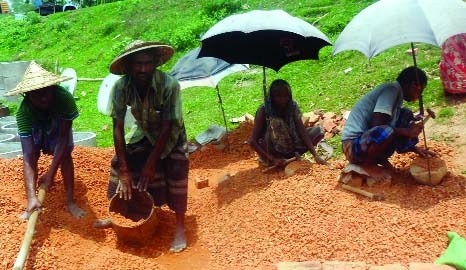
[
  {"x1": 198, "y1": 9, "x2": 332, "y2": 97},
  {"x1": 169, "y1": 47, "x2": 249, "y2": 150}
]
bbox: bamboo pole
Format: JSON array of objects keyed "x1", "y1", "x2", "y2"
[{"x1": 13, "y1": 183, "x2": 47, "y2": 270}]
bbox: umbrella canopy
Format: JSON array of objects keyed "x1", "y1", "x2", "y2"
[
  {"x1": 169, "y1": 47, "x2": 248, "y2": 89},
  {"x1": 332, "y1": 0, "x2": 466, "y2": 116},
  {"x1": 332, "y1": 0, "x2": 466, "y2": 59},
  {"x1": 169, "y1": 48, "x2": 249, "y2": 151},
  {"x1": 332, "y1": 0, "x2": 466, "y2": 169},
  {"x1": 200, "y1": 9, "x2": 331, "y2": 72},
  {"x1": 199, "y1": 9, "x2": 332, "y2": 97}
]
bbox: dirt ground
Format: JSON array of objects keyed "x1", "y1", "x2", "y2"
[{"x1": 1, "y1": 96, "x2": 466, "y2": 270}]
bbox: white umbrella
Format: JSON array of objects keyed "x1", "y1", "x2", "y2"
[
  {"x1": 332, "y1": 0, "x2": 466, "y2": 59},
  {"x1": 332, "y1": 0, "x2": 466, "y2": 115},
  {"x1": 332, "y1": 0, "x2": 466, "y2": 182}
]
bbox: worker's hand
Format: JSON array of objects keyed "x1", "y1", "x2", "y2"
[
  {"x1": 38, "y1": 171, "x2": 54, "y2": 192},
  {"x1": 407, "y1": 121, "x2": 423, "y2": 138},
  {"x1": 116, "y1": 169, "x2": 132, "y2": 200},
  {"x1": 413, "y1": 146, "x2": 437, "y2": 158},
  {"x1": 272, "y1": 158, "x2": 286, "y2": 167},
  {"x1": 138, "y1": 165, "x2": 157, "y2": 192},
  {"x1": 314, "y1": 155, "x2": 329, "y2": 165}
]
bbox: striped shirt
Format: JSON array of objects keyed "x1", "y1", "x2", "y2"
[{"x1": 110, "y1": 69, "x2": 187, "y2": 159}]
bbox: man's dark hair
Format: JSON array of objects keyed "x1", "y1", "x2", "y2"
[{"x1": 396, "y1": 66, "x2": 427, "y2": 86}]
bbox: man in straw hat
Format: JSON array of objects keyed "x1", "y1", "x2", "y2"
[
  {"x1": 93, "y1": 40, "x2": 189, "y2": 253},
  {"x1": 4, "y1": 61, "x2": 86, "y2": 220}
]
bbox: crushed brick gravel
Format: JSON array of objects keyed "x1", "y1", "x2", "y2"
[{"x1": 0, "y1": 122, "x2": 465, "y2": 269}]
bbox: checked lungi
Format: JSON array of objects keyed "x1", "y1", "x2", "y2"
[
  {"x1": 342, "y1": 108, "x2": 419, "y2": 164},
  {"x1": 107, "y1": 137, "x2": 189, "y2": 214}
]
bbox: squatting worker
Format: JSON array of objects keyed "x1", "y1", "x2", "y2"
[
  {"x1": 93, "y1": 40, "x2": 189, "y2": 253},
  {"x1": 4, "y1": 61, "x2": 86, "y2": 220},
  {"x1": 249, "y1": 79, "x2": 331, "y2": 168},
  {"x1": 341, "y1": 66, "x2": 436, "y2": 180}
]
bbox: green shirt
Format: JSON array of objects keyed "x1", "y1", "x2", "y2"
[
  {"x1": 110, "y1": 69, "x2": 186, "y2": 158},
  {"x1": 16, "y1": 86, "x2": 78, "y2": 137}
]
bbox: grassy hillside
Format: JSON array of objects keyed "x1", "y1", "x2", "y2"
[{"x1": 0, "y1": 0, "x2": 447, "y2": 149}]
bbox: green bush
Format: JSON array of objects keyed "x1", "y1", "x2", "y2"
[{"x1": 202, "y1": 0, "x2": 243, "y2": 21}]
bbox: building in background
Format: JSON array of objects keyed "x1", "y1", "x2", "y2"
[{"x1": 0, "y1": 1, "x2": 10, "y2": 14}]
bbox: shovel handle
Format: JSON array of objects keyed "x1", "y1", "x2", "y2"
[{"x1": 13, "y1": 183, "x2": 47, "y2": 270}]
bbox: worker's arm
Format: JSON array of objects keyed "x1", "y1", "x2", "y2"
[
  {"x1": 249, "y1": 107, "x2": 272, "y2": 162},
  {"x1": 295, "y1": 117, "x2": 327, "y2": 165},
  {"x1": 20, "y1": 136, "x2": 40, "y2": 213},
  {"x1": 371, "y1": 112, "x2": 422, "y2": 138},
  {"x1": 113, "y1": 117, "x2": 132, "y2": 200},
  {"x1": 137, "y1": 119, "x2": 172, "y2": 192},
  {"x1": 40, "y1": 120, "x2": 72, "y2": 189}
]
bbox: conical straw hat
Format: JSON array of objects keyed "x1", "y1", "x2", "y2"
[
  {"x1": 4, "y1": 61, "x2": 72, "y2": 96},
  {"x1": 109, "y1": 40, "x2": 174, "y2": 75}
]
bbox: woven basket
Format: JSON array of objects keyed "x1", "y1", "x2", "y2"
[{"x1": 410, "y1": 157, "x2": 447, "y2": 186}]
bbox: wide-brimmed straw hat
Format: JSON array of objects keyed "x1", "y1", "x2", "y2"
[
  {"x1": 109, "y1": 40, "x2": 174, "y2": 75},
  {"x1": 4, "y1": 61, "x2": 72, "y2": 96}
]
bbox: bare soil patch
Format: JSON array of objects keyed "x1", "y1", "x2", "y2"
[{"x1": 1, "y1": 99, "x2": 466, "y2": 270}]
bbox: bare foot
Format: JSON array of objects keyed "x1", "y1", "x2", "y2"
[
  {"x1": 378, "y1": 159, "x2": 396, "y2": 172},
  {"x1": 66, "y1": 202, "x2": 86, "y2": 219},
  {"x1": 19, "y1": 208, "x2": 41, "y2": 220},
  {"x1": 361, "y1": 164, "x2": 392, "y2": 181},
  {"x1": 20, "y1": 197, "x2": 42, "y2": 220},
  {"x1": 93, "y1": 218, "x2": 112, "y2": 229},
  {"x1": 169, "y1": 227, "x2": 187, "y2": 253}
]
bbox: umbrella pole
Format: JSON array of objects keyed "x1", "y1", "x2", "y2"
[
  {"x1": 410, "y1": 43, "x2": 424, "y2": 115},
  {"x1": 410, "y1": 42, "x2": 432, "y2": 185},
  {"x1": 216, "y1": 86, "x2": 230, "y2": 152},
  {"x1": 262, "y1": 65, "x2": 271, "y2": 179},
  {"x1": 262, "y1": 66, "x2": 267, "y2": 100}
]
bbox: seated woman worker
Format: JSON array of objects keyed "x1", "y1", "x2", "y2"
[{"x1": 249, "y1": 79, "x2": 329, "y2": 168}]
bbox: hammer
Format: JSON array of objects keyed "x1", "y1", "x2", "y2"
[
  {"x1": 422, "y1": 108, "x2": 436, "y2": 123},
  {"x1": 262, "y1": 152, "x2": 300, "y2": 173},
  {"x1": 415, "y1": 108, "x2": 436, "y2": 124}
]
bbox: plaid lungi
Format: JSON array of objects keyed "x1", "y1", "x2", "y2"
[
  {"x1": 107, "y1": 137, "x2": 189, "y2": 214},
  {"x1": 342, "y1": 108, "x2": 419, "y2": 164}
]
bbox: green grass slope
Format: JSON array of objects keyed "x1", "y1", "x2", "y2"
[{"x1": 0, "y1": 0, "x2": 448, "y2": 150}]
